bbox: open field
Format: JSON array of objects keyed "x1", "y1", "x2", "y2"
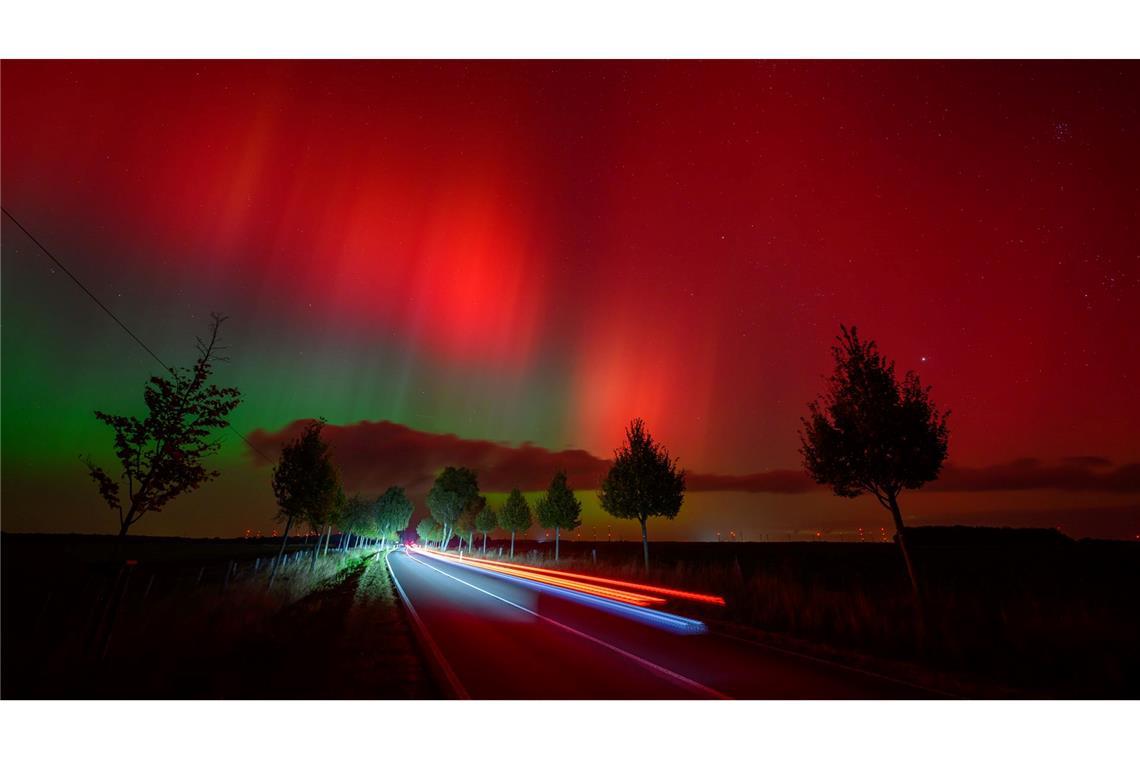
[
  {"x1": 1, "y1": 533, "x2": 436, "y2": 698},
  {"x1": 465, "y1": 528, "x2": 1140, "y2": 697}
]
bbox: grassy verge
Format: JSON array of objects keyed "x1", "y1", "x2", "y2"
[{"x1": 2, "y1": 535, "x2": 433, "y2": 698}]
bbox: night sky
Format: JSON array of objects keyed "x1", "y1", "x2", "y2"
[{"x1": 2, "y1": 60, "x2": 1137, "y2": 540}]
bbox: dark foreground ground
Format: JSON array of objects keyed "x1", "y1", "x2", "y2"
[
  {"x1": 3, "y1": 529, "x2": 1137, "y2": 698},
  {"x1": 1, "y1": 534, "x2": 437, "y2": 698},
  {"x1": 470, "y1": 527, "x2": 1140, "y2": 697}
]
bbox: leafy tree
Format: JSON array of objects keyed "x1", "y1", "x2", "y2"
[
  {"x1": 498, "y1": 488, "x2": 531, "y2": 558},
  {"x1": 269, "y1": 419, "x2": 341, "y2": 584},
  {"x1": 799, "y1": 325, "x2": 950, "y2": 595},
  {"x1": 84, "y1": 314, "x2": 242, "y2": 537},
  {"x1": 376, "y1": 485, "x2": 414, "y2": 549},
  {"x1": 416, "y1": 516, "x2": 443, "y2": 546},
  {"x1": 427, "y1": 466, "x2": 479, "y2": 550},
  {"x1": 536, "y1": 471, "x2": 581, "y2": 562},
  {"x1": 475, "y1": 503, "x2": 498, "y2": 553},
  {"x1": 454, "y1": 495, "x2": 485, "y2": 551},
  {"x1": 599, "y1": 418, "x2": 686, "y2": 570},
  {"x1": 338, "y1": 492, "x2": 370, "y2": 550}
]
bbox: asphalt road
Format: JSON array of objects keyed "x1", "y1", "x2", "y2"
[{"x1": 387, "y1": 548, "x2": 935, "y2": 699}]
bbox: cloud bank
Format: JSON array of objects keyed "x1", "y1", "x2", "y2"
[{"x1": 246, "y1": 418, "x2": 1140, "y2": 497}]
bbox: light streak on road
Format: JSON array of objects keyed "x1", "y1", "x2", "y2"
[
  {"x1": 409, "y1": 547, "x2": 710, "y2": 634},
  {"x1": 403, "y1": 550, "x2": 721, "y2": 671},
  {"x1": 435, "y1": 551, "x2": 727, "y2": 606},
  {"x1": 414, "y1": 546, "x2": 725, "y2": 605},
  {"x1": 414, "y1": 547, "x2": 665, "y2": 605}
]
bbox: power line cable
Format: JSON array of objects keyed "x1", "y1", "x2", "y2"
[{"x1": 1, "y1": 205, "x2": 275, "y2": 464}]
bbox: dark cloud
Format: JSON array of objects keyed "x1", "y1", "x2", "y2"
[
  {"x1": 1060, "y1": 455, "x2": 1113, "y2": 468},
  {"x1": 246, "y1": 419, "x2": 610, "y2": 495},
  {"x1": 246, "y1": 419, "x2": 1140, "y2": 496},
  {"x1": 685, "y1": 470, "x2": 816, "y2": 493},
  {"x1": 932, "y1": 459, "x2": 1140, "y2": 493}
]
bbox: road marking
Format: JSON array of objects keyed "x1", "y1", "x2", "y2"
[
  {"x1": 386, "y1": 550, "x2": 470, "y2": 699},
  {"x1": 403, "y1": 549, "x2": 729, "y2": 700}
]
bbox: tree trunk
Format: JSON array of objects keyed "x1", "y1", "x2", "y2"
[
  {"x1": 640, "y1": 517, "x2": 649, "y2": 571},
  {"x1": 482, "y1": 532, "x2": 487, "y2": 554},
  {"x1": 555, "y1": 526, "x2": 560, "y2": 562},
  {"x1": 309, "y1": 528, "x2": 321, "y2": 573},
  {"x1": 269, "y1": 515, "x2": 293, "y2": 588},
  {"x1": 888, "y1": 493, "x2": 920, "y2": 596},
  {"x1": 510, "y1": 531, "x2": 515, "y2": 558},
  {"x1": 322, "y1": 525, "x2": 332, "y2": 557}
]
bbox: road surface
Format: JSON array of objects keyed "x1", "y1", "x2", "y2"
[{"x1": 387, "y1": 548, "x2": 936, "y2": 699}]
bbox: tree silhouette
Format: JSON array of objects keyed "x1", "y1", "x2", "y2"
[
  {"x1": 498, "y1": 488, "x2": 532, "y2": 558},
  {"x1": 269, "y1": 419, "x2": 341, "y2": 585},
  {"x1": 338, "y1": 492, "x2": 370, "y2": 550},
  {"x1": 599, "y1": 418, "x2": 686, "y2": 570},
  {"x1": 427, "y1": 466, "x2": 479, "y2": 550},
  {"x1": 475, "y1": 502, "x2": 498, "y2": 553},
  {"x1": 84, "y1": 313, "x2": 242, "y2": 538},
  {"x1": 376, "y1": 485, "x2": 415, "y2": 549},
  {"x1": 799, "y1": 325, "x2": 950, "y2": 594},
  {"x1": 536, "y1": 471, "x2": 581, "y2": 562},
  {"x1": 416, "y1": 515, "x2": 443, "y2": 546},
  {"x1": 454, "y1": 495, "x2": 486, "y2": 551}
]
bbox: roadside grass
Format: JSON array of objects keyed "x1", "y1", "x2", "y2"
[
  {"x1": 1, "y1": 534, "x2": 392, "y2": 697},
  {"x1": 333, "y1": 549, "x2": 439, "y2": 698},
  {"x1": 448, "y1": 536, "x2": 1140, "y2": 697}
]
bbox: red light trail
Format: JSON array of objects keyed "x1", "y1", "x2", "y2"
[{"x1": 412, "y1": 547, "x2": 726, "y2": 606}]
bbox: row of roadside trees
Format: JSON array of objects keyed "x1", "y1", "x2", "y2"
[
  {"x1": 429, "y1": 467, "x2": 585, "y2": 561},
  {"x1": 268, "y1": 419, "x2": 415, "y2": 585},
  {"x1": 82, "y1": 313, "x2": 946, "y2": 594},
  {"x1": 417, "y1": 470, "x2": 583, "y2": 561},
  {"x1": 77, "y1": 313, "x2": 689, "y2": 573},
  {"x1": 414, "y1": 417, "x2": 687, "y2": 568},
  {"x1": 264, "y1": 327, "x2": 948, "y2": 592}
]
